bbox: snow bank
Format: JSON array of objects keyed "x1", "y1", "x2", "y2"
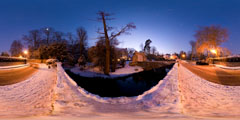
[
  {"x1": 53, "y1": 63, "x2": 184, "y2": 119},
  {"x1": 55, "y1": 63, "x2": 134, "y2": 104},
  {"x1": 0, "y1": 64, "x2": 29, "y2": 69},
  {"x1": 179, "y1": 64, "x2": 240, "y2": 117},
  {"x1": 215, "y1": 64, "x2": 240, "y2": 70},
  {"x1": 0, "y1": 64, "x2": 56, "y2": 118}
]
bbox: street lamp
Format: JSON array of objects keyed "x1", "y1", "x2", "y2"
[
  {"x1": 23, "y1": 50, "x2": 28, "y2": 55},
  {"x1": 23, "y1": 50, "x2": 28, "y2": 58},
  {"x1": 210, "y1": 49, "x2": 217, "y2": 55},
  {"x1": 181, "y1": 54, "x2": 186, "y2": 58}
]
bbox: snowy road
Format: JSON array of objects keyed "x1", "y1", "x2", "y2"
[
  {"x1": 0, "y1": 64, "x2": 56, "y2": 118},
  {"x1": 181, "y1": 61, "x2": 240, "y2": 86},
  {"x1": 0, "y1": 64, "x2": 39, "y2": 86},
  {"x1": 179, "y1": 63, "x2": 240, "y2": 118}
]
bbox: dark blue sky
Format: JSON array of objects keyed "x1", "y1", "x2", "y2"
[{"x1": 0, "y1": 0, "x2": 240, "y2": 54}]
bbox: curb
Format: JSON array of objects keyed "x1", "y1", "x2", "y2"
[
  {"x1": 214, "y1": 64, "x2": 240, "y2": 70},
  {"x1": 0, "y1": 64, "x2": 29, "y2": 69}
]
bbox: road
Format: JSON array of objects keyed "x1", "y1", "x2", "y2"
[
  {"x1": 181, "y1": 61, "x2": 240, "y2": 86},
  {"x1": 0, "y1": 64, "x2": 39, "y2": 86}
]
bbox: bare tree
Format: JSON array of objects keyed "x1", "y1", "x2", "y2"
[
  {"x1": 67, "y1": 32, "x2": 75, "y2": 45},
  {"x1": 76, "y1": 27, "x2": 88, "y2": 56},
  {"x1": 97, "y1": 11, "x2": 136, "y2": 75},
  {"x1": 53, "y1": 31, "x2": 65, "y2": 43},
  {"x1": 10, "y1": 40, "x2": 23, "y2": 57},
  {"x1": 194, "y1": 25, "x2": 228, "y2": 58},
  {"x1": 42, "y1": 27, "x2": 54, "y2": 45},
  {"x1": 151, "y1": 46, "x2": 157, "y2": 55},
  {"x1": 189, "y1": 40, "x2": 196, "y2": 60},
  {"x1": 23, "y1": 29, "x2": 41, "y2": 50},
  {"x1": 140, "y1": 43, "x2": 144, "y2": 52},
  {"x1": 1, "y1": 52, "x2": 10, "y2": 57},
  {"x1": 127, "y1": 48, "x2": 135, "y2": 58},
  {"x1": 144, "y1": 39, "x2": 152, "y2": 54}
]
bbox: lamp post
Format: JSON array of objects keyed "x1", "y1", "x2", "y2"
[
  {"x1": 210, "y1": 49, "x2": 218, "y2": 58},
  {"x1": 23, "y1": 50, "x2": 28, "y2": 58},
  {"x1": 181, "y1": 54, "x2": 186, "y2": 59},
  {"x1": 23, "y1": 50, "x2": 28, "y2": 64},
  {"x1": 210, "y1": 49, "x2": 217, "y2": 64}
]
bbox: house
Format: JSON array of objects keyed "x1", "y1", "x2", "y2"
[{"x1": 132, "y1": 51, "x2": 147, "y2": 62}]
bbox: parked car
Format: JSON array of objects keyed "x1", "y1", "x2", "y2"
[
  {"x1": 46, "y1": 59, "x2": 58, "y2": 68},
  {"x1": 196, "y1": 60, "x2": 209, "y2": 65}
]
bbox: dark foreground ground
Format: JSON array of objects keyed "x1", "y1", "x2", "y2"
[
  {"x1": 0, "y1": 64, "x2": 39, "y2": 86},
  {"x1": 181, "y1": 61, "x2": 240, "y2": 86}
]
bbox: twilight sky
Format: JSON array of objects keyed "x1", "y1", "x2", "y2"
[{"x1": 0, "y1": 0, "x2": 240, "y2": 54}]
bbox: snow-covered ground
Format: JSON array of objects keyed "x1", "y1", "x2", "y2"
[
  {"x1": 0, "y1": 64, "x2": 56, "y2": 118},
  {"x1": 2, "y1": 62, "x2": 240, "y2": 120},
  {"x1": 179, "y1": 64, "x2": 240, "y2": 118},
  {"x1": 70, "y1": 61, "x2": 143, "y2": 78},
  {"x1": 49, "y1": 63, "x2": 185, "y2": 120},
  {"x1": 215, "y1": 64, "x2": 240, "y2": 70}
]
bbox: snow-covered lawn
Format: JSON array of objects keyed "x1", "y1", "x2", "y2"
[
  {"x1": 70, "y1": 61, "x2": 143, "y2": 78},
  {"x1": 0, "y1": 64, "x2": 56, "y2": 118}
]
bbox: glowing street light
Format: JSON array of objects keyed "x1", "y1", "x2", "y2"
[
  {"x1": 23, "y1": 50, "x2": 28, "y2": 55},
  {"x1": 23, "y1": 50, "x2": 28, "y2": 59},
  {"x1": 181, "y1": 54, "x2": 186, "y2": 58},
  {"x1": 210, "y1": 49, "x2": 217, "y2": 54}
]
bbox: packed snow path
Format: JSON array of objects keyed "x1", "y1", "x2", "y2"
[{"x1": 0, "y1": 64, "x2": 56, "y2": 118}]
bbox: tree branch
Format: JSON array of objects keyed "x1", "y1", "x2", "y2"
[{"x1": 110, "y1": 23, "x2": 136, "y2": 40}]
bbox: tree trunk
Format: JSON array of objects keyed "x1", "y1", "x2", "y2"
[{"x1": 101, "y1": 13, "x2": 110, "y2": 75}]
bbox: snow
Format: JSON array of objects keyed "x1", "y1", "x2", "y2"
[
  {"x1": 0, "y1": 64, "x2": 56, "y2": 118},
  {"x1": 0, "y1": 64, "x2": 29, "y2": 69},
  {"x1": 215, "y1": 64, "x2": 240, "y2": 70},
  {"x1": 49, "y1": 63, "x2": 187, "y2": 120},
  {"x1": 70, "y1": 61, "x2": 143, "y2": 78},
  {"x1": 179, "y1": 64, "x2": 240, "y2": 117},
  {"x1": 2, "y1": 62, "x2": 240, "y2": 119}
]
